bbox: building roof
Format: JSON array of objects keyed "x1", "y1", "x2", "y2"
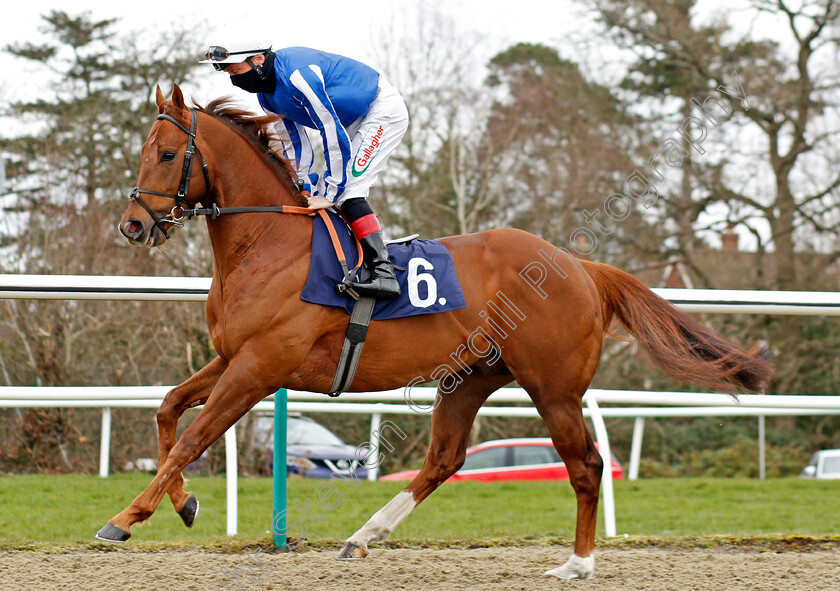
[{"x1": 632, "y1": 233, "x2": 840, "y2": 291}]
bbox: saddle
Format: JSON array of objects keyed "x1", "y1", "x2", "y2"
[{"x1": 304, "y1": 208, "x2": 465, "y2": 396}]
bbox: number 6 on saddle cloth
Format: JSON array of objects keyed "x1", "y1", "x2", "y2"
[
  {"x1": 304, "y1": 209, "x2": 465, "y2": 320},
  {"x1": 306, "y1": 210, "x2": 466, "y2": 395}
]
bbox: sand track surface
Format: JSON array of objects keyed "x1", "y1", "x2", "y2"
[{"x1": 1, "y1": 546, "x2": 838, "y2": 590}]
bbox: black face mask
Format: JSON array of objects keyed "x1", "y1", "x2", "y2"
[{"x1": 230, "y1": 52, "x2": 276, "y2": 94}]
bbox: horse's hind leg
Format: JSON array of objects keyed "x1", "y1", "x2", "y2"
[
  {"x1": 337, "y1": 373, "x2": 511, "y2": 560},
  {"x1": 531, "y1": 391, "x2": 603, "y2": 580},
  {"x1": 155, "y1": 356, "x2": 226, "y2": 527}
]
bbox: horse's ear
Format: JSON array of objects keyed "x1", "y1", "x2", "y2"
[
  {"x1": 155, "y1": 85, "x2": 166, "y2": 113},
  {"x1": 171, "y1": 84, "x2": 186, "y2": 111}
]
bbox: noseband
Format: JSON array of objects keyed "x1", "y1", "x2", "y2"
[{"x1": 129, "y1": 109, "x2": 211, "y2": 239}]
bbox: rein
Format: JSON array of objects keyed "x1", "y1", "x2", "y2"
[{"x1": 176, "y1": 202, "x2": 313, "y2": 220}]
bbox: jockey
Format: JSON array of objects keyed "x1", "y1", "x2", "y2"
[{"x1": 201, "y1": 36, "x2": 408, "y2": 299}]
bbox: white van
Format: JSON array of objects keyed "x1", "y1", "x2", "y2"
[{"x1": 800, "y1": 449, "x2": 840, "y2": 479}]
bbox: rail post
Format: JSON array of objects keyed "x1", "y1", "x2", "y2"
[
  {"x1": 99, "y1": 406, "x2": 111, "y2": 478},
  {"x1": 273, "y1": 389, "x2": 288, "y2": 550},
  {"x1": 225, "y1": 426, "x2": 237, "y2": 536}
]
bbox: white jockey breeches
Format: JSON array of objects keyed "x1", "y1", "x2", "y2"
[{"x1": 337, "y1": 78, "x2": 409, "y2": 203}]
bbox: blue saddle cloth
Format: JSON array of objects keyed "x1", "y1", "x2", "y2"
[{"x1": 300, "y1": 210, "x2": 466, "y2": 320}]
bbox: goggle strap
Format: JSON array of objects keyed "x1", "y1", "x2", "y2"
[{"x1": 205, "y1": 46, "x2": 272, "y2": 61}]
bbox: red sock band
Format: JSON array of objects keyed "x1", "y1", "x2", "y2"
[{"x1": 350, "y1": 213, "x2": 381, "y2": 239}]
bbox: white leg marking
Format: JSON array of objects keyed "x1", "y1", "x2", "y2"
[
  {"x1": 544, "y1": 553, "x2": 595, "y2": 580},
  {"x1": 347, "y1": 490, "x2": 416, "y2": 548}
]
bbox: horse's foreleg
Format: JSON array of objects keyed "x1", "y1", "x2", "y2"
[
  {"x1": 96, "y1": 352, "x2": 278, "y2": 542},
  {"x1": 337, "y1": 374, "x2": 510, "y2": 560},
  {"x1": 155, "y1": 356, "x2": 227, "y2": 527}
]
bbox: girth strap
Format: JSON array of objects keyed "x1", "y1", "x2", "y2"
[{"x1": 327, "y1": 295, "x2": 376, "y2": 396}]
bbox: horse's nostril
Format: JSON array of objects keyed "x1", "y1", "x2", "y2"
[{"x1": 120, "y1": 219, "x2": 144, "y2": 240}]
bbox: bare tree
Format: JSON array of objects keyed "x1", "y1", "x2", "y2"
[
  {"x1": 589, "y1": 0, "x2": 840, "y2": 393},
  {"x1": 367, "y1": 1, "x2": 498, "y2": 237}
]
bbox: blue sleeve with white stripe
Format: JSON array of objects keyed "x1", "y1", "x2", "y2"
[
  {"x1": 273, "y1": 118, "x2": 319, "y2": 192},
  {"x1": 288, "y1": 65, "x2": 351, "y2": 202}
]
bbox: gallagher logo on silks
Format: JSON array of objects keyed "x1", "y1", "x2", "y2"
[{"x1": 352, "y1": 125, "x2": 385, "y2": 177}]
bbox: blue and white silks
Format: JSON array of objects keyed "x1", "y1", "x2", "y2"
[{"x1": 257, "y1": 47, "x2": 380, "y2": 202}]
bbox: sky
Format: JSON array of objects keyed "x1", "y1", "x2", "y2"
[
  {"x1": 0, "y1": 0, "x2": 600, "y2": 198},
  {"x1": 0, "y1": 0, "x2": 808, "y2": 251},
  {"x1": 0, "y1": 0, "x2": 595, "y2": 114},
  {"x1": 0, "y1": 0, "x2": 784, "y2": 119}
]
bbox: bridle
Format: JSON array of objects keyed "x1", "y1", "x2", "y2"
[
  {"x1": 129, "y1": 105, "x2": 364, "y2": 300},
  {"x1": 129, "y1": 107, "x2": 314, "y2": 239},
  {"x1": 129, "y1": 109, "x2": 211, "y2": 239}
]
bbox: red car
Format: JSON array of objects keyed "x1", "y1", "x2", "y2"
[{"x1": 381, "y1": 438, "x2": 624, "y2": 482}]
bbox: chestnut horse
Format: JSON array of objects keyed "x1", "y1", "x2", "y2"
[{"x1": 104, "y1": 85, "x2": 771, "y2": 580}]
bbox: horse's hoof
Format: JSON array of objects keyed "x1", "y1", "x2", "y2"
[
  {"x1": 335, "y1": 541, "x2": 368, "y2": 560},
  {"x1": 178, "y1": 493, "x2": 199, "y2": 528},
  {"x1": 95, "y1": 522, "x2": 131, "y2": 543},
  {"x1": 544, "y1": 554, "x2": 595, "y2": 580}
]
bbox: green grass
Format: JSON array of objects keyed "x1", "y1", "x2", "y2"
[{"x1": 0, "y1": 474, "x2": 837, "y2": 550}]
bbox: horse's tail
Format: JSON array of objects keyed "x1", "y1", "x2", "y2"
[{"x1": 581, "y1": 260, "x2": 773, "y2": 393}]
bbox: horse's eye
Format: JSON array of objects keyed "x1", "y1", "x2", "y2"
[{"x1": 161, "y1": 151, "x2": 176, "y2": 162}]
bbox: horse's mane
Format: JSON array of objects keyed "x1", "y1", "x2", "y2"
[{"x1": 191, "y1": 97, "x2": 307, "y2": 206}]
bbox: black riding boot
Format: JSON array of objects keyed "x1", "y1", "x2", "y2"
[{"x1": 351, "y1": 231, "x2": 401, "y2": 299}]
